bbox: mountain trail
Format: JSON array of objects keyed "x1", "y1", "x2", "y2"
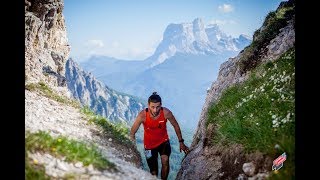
[{"x1": 25, "y1": 90, "x2": 157, "y2": 180}]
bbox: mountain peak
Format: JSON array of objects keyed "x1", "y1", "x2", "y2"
[
  {"x1": 192, "y1": 18, "x2": 204, "y2": 28},
  {"x1": 148, "y1": 18, "x2": 251, "y2": 68},
  {"x1": 206, "y1": 23, "x2": 219, "y2": 29},
  {"x1": 239, "y1": 34, "x2": 252, "y2": 40}
]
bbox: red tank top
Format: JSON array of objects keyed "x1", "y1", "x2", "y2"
[{"x1": 143, "y1": 108, "x2": 169, "y2": 149}]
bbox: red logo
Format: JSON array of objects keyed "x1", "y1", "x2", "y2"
[{"x1": 272, "y1": 152, "x2": 286, "y2": 170}]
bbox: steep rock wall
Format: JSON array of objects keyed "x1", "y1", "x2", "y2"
[
  {"x1": 176, "y1": 2, "x2": 295, "y2": 179},
  {"x1": 25, "y1": 0, "x2": 70, "y2": 95}
]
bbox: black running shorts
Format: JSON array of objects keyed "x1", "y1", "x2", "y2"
[{"x1": 145, "y1": 140, "x2": 171, "y2": 173}]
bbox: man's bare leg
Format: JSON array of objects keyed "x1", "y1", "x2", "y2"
[
  {"x1": 151, "y1": 170, "x2": 157, "y2": 176},
  {"x1": 161, "y1": 155, "x2": 169, "y2": 180}
]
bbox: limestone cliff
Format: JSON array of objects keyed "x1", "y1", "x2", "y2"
[
  {"x1": 25, "y1": 0, "x2": 156, "y2": 179},
  {"x1": 65, "y1": 58, "x2": 146, "y2": 124},
  {"x1": 176, "y1": 0, "x2": 295, "y2": 179},
  {"x1": 25, "y1": 0, "x2": 70, "y2": 93}
]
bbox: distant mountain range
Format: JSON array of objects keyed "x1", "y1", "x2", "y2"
[
  {"x1": 79, "y1": 18, "x2": 251, "y2": 130},
  {"x1": 65, "y1": 59, "x2": 146, "y2": 124}
]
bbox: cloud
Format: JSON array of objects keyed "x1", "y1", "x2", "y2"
[
  {"x1": 79, "y1": 38, "x2": 161, "y2": 60},
  {"x1": 102, "y1": 37, "x2": 160, "y2": 60},
  {"x1": 218, "y1": 4, "x2": 234, "y2": 13},
  {"x1": 209, "y1": 19, "x2": 237, "y2": 25},
  {"x1": 85, "y1": 39, "x2": 104, "y2": 48},
  {"x1": 128, "y1": 47, "x2": 154, "y2": 59},
  {"x1": 111, "y1": 41, "x2": 120, "y2": 48},
  {"x1": 81, "y1": 44, "x2": 154, "y2": 60}
]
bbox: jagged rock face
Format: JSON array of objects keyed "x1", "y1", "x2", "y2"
[
  {"x1": 262, "y1": 20, "x2": 295, "y2": 62},
  {"x1": 176, "y1": 6, "x2": 295, "y2": 180},
  {"x1": 25, "y1": 0, "x2": 70, "y2": 89},
  {"x1": 65, "y1": 59, "x2": 146, "y2": 124}
]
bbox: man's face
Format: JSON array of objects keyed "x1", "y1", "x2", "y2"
[{"x1": 148, "y1": 102, "x2": 161, "y2": 117}]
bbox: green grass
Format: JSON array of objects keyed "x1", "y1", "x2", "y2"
[
  {"x1": 207, "y1": 48, "x2": 295, "y2": 178},
  {"x1": 25, "y1": 130, "x2": 116, "y2": 171},
  {"x1": 25, "y1": 81, "x2": 80, "y2": 108},
  {"x1": 25, "y1": 150, "x2": 50, "y2": 180},
  {"x1": 81, "y1": 106, "x2": 132, "y2": 145}
]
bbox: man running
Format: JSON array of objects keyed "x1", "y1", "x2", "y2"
[{"x1": 130, "y1": 92, "x2": 189, "y2": 180}]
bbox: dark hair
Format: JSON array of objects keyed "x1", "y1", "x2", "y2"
[{"x1": 148, "y1": 92, "x2": 162, "y2": 104}]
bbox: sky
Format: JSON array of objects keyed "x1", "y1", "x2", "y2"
[{"x1": 64, "y1": 0, "x2": 284, "y2": 62}]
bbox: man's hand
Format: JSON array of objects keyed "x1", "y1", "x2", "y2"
[
  {"x1": 179, "y1": 142, "x2": 190, "y2": 154},
  {"x1": 129, "y1": 135, "x2": 136, "y2": 143}
]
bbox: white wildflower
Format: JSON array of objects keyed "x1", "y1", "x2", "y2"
[
  {"x1": 286, "y1": 113, "x2": 291, "y2": 120},
  {"x1": 270, "y1": 75, "x2": 274, "y2": 80},
  {"x1": 281, "y1": 118, "x2": 287, "y2": 123}
]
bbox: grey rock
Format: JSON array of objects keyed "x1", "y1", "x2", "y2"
[{"x1": 243, "y1": 162, "x2": 256, "y2": 176}]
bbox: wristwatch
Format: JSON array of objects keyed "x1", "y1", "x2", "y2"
[{"x1": 179, "y1": 139, "x2": 184, "y2": 143}]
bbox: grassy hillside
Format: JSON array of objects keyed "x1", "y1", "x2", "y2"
[
  {"x1": 206, "y1": 47, "x2": 295, "y2": 179},
  {"x1": 26, "y1": 130, "x2": 117, "y2": 179}
]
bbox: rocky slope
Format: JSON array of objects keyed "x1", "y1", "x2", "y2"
[
  {"x1": 176, "y1": 0, "x2": 295, "y2": 179},
  {"x1": 25, "y1": 90, "x2": 156, "y2": 179},
  {"x1": 25, "y1": 0, "x2": 156, "y2": 179},
  {"x1": 65, "y1": 58, "x2": 145, "y2": 124}
]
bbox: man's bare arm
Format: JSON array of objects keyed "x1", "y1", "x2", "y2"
[
  {"x1": 165, "y1": 108, "x2": 190, "y2": 154},
  {"x1": 166, "y1": 110, "x2": 183, "y2": 140},
  {"x1": 130, "y1": 111, "x2": 144, "y2": 142}
]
